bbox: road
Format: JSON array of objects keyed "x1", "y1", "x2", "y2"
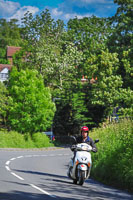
[{"x1": 0, "y1": 148, "x2": 132, "y2": 200}]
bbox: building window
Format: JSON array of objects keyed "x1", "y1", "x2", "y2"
[{"x1": 0, "y1": 73, "x2": 9, "y2": 80}]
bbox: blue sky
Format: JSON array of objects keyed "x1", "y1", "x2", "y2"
[{"x1": 0, "y1": 0, "x2": 118, "y2": 24}]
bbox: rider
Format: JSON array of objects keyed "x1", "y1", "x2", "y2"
[
  {"x1": 77, "y1": 126, "x2": 97, "y2": 152},
  {"x1": 68, "y1": 126, "x2": 97, "y2": 177},
  {"x1": 72, "y1": 126, "x2": 97, "y2": 153}
]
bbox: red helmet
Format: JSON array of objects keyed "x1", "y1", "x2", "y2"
[{"x1": 81, "y1": 126, "x2": 89, "y2": 132}]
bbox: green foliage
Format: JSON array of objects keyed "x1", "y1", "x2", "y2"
[
  {"x1": 91, "y1": 119, "x2": 133, "y2": 192},
  {"x1": 111, "y1": 0, "x2": 132, "y2": 53},
  {"x1": 71, "y1": 92, "x2": 88, "y2": 124},
  {"x1": 0, "y1": 82, "x2": 9, "y2": 127},
  {"x1": 108, "y1": 0, "x2": 132, "y2": 89},
  {"x1": 67, "y1": 16, "x2": 111, "y2": 53},
  {"x1": 0, "y1": 18, "x2": 23, "y2": 63},
  {"x1": 84, "y1": 48, "x2": 132, "y2": 117},
  {"x1": 7, "y1": 67, "x2": 56, "y2": 134},
  {"x1": 53, "y1": 87, "x2": 90, "y2": 135},
  {"x1": 121, "y1": 50, "x2": 133, "y2": 89},
  {"x1": 0, "y1": 18, "x2": 22, "y2": 47},
  {"x1": 0, "y1": 131, "x2": 33, "y2": 148},
  {"x1": 0, "y1": 48, "x2": 9, "y2": 64},
  {"x1": 0, "y1": 131, "x2": 53, "y2": 148},
  {"x1": 21, "y1": 9, "x2": 65, "y2": 49},
  {"x1": 118, "y1": 88, "x2": 133, "y2": 116},
  {"x1": 31, "y1": 132, "x2": 53, "y2": 147},
  {"x1": 27, "y1": 39, "x2": 83, "y2": 89}
]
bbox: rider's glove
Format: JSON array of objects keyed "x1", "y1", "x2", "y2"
[{"x1": 92, "y1": 148, "x2": 97, "y2": 153}]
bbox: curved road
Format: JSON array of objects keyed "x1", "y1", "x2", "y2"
[{"x1": 0, "y1": 148, "x2": 132, "y2": 200}]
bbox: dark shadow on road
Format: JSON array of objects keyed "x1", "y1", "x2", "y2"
[
  {"x1": 11, "y1": 169, "x2": 133, "y2": 200},
  {"x1": 0, "y1": 191, "x2": 64, "y2": 200},
  {"x1": 15, "y1": 169, "x2": 67, "y2": 179}
]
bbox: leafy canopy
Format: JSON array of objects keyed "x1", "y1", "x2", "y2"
[{"x1": 7, "y1": 67, "x2": 56, "y2": 134}]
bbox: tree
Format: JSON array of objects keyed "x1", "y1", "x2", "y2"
[
  {"x1": 0, "y1": 82, "x2": 9, "y2": 127},
  {"x1": 110, "y1": 0, "x2": 132, "y2": 53},
  {"x1": 21, "y1": 10, "x2": 65, "y2": 46},
  {"x1": 34, "y1": 41, "x2": 83, "y2": 88},
  {"x1": 67, "y1": 16, "x2": 112, "y2": 54},
  {"x1": 7, "y1": 67, "x2": 56, "y2": 134},
  {"x1": 107, "y1": 0, "x2": 133, "y2": 88},
  {"x1": 0, "y1": 18, "x2": 23, "y2": 63},
  {"x1": 14, "y1": 10, "x2": 67, "y2": 83},
  {"x1": 84, "y1": 47, "x2": 132, "y2": 117}
]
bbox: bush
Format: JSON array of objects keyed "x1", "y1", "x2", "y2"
[
  {"x1": 91, "y1": 119, "x2": 133, "y2": 192},
  {"x1": 0, "y1": 131, "x2": 54, "y2": 148},
  {"x1": 0, "y1": 131, "x2": 32, "y2": 148},
  {"x1": 31, "y1": 132, "x2": 54, "y2": 148}
]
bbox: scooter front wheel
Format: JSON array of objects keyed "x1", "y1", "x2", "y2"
[
  {"x1": 78, "y1": 170, "x2": 85, "y2": 185},
  {"x1": 73, "y1": 179, "x2": 77, "y2": 184}
]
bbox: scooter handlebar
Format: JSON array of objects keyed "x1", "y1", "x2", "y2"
[
  {"x1": 71, "y1": 144, "x2": 93, "y2": 152},
  {"x1": 70, "y1": 145, "x2": 77, "y2": 151}
]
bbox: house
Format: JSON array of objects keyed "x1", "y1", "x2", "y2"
[
  {"x1": 7, "y1": 46, "x2": 21, "y2": 65},
  {"x1": 0, "y1": 46, "x2": 21, "y2": 82},
  {"x1": 0, "y1": 64, "x2": 12, "y2": 82}
]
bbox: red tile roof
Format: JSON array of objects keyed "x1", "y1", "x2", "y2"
[
  {"x1": 0, "y1": 64, "x2": 12, "y2": 72},
  {"x1": 7, "y1": 46, "x2": 21, "y2": 57}
]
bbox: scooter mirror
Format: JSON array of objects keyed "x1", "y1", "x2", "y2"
[
  {"x1": 70, "y1": 136, "x2": 77, "y2": 144},
  {"x1": 94, "y1": 139, "x2": 99, "y2": 144}
]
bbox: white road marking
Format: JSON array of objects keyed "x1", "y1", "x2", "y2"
[
  {"x1": 10, "y1": 157, "x2": 16, "y2": 160},
  {"x1": 5, "y1": 166, "x2": 10, "y2": 171},
  {"x1": 11, "y1": 172, "x2": 24, "y2": 180},
  {"x1": 17, "y1": 156, "x2": 23, "y2": 159},
  {"x1": 6, "y1": 160, "x2": 10, "y2": 165},
  {"x1": 30, "y1": 184, "x2": 56, "y2": 198}
]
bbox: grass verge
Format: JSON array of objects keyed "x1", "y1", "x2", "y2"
[
  {"x1": 90, "y1": 119, "x2": 133, "y2": 192},
  {"x1": 0, "y1": 131, "x2": 54, "y2": 148}
]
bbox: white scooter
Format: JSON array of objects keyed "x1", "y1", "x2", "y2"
[{"x1": 67, "y1": 137, "x2": 99, "y2": 185}]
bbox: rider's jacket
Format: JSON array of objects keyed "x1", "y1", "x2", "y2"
[{"x1": 76, "y1": 136, "x2": 97, "y2": 152}]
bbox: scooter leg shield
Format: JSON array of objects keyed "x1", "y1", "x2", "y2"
[{"x1": 67, "y1": 159, "x2": 74, "y2": 178}]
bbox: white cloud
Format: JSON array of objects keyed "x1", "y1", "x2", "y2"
[
  {"x1": 0, "y1": 0, "x2": 39, "y2": 22},
  {"x1": 51, "y1": 8, "x2": 63, "y2": 17},
  {"x1": 0, "y1": 0, "x2": 20, "y2": 17},
  {"x1": 51, "y1": 7, "x2": 91, "y2": 19},
  {"x1": 50, "y1": 6, "x2": 92, "y2": 22},
  {"x1": 64, "y1": 13, "x2": 91, "y2": 20},
  {"x1": 78, "y1": 0, "x2": 113, "y2": 4},
  {"x1": 8, "y1": 6, "x2": 39, "y2": 21}
]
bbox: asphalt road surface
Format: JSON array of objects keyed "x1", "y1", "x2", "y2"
[{"x1": 0, "y1": 148, "x2": 132, "y2": 200}]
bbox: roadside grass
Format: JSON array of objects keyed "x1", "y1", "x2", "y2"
[
  {"x1": 0, "y1": 131, "x2": 54, "y2": 148},
  {"x1": 90, "y1": 119, "x2": 133, "y2": 192}
]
